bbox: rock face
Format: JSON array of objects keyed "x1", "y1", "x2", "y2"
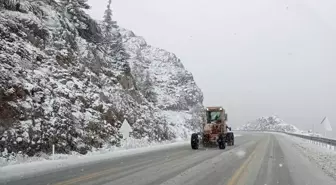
[
  {"x1": 238, "y1": 116, "x2": 299, "y2": 133},
  {"x1": 120, "y1": 29, "x2": 204, "y2": 139},
  {"x1": 0, "y1": 0, "x2": 204, "y2": 158}
]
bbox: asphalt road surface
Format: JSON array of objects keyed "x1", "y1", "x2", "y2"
[{"x1": 1, "y1": 133, "x2": 335, "y2": 185}]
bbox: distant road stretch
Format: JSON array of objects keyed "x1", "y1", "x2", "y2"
[{"x1": 1, "y1": 132, "x2": 335, "y2": 185}]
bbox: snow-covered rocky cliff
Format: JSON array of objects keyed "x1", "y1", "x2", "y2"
[
  {"x1": 0, "y1": 0, "x2": 204, "y2": 158},
  {"x1": 238, "y1": 116, "x2": 300, "y2": 133}
]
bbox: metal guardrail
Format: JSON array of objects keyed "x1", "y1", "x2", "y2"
[
  {"x1": 237, "y1": 130, "x2": 336, "y2": 147},
  {"x1": 286, "y1": 132, "x2": 336, "y2": 147}
]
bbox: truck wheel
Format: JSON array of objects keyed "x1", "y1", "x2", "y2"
[
  {"x1": 231, "y1": 134, "x2": 234, "y2": 146},
  {"x1": 191, "y1": 133, "x2": 199, "y2": 150},
  {"x1": 219, "y1": 141, "x2": 226, "y2": 149},
  {"x1": 226, "y1": 133, "x2": 232, "y2": 146},
  {"x1": 218, "y1": 134, "x2": 226, "y2": 149}
]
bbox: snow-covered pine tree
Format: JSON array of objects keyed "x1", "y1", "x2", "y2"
[
  {"x1": 102, "y1": 0, "x2": 130, "y2": 71},
  {"x1": 57, "y1": 0, "x2": 101, "y2": 44},
  {"x1": 58, "y1": 0, "x2": 90, "y2": 10},
  {"x1": 103, "y1": 0, "x2": 114, "y2": 43},
  {"x1": 0, "y1": 0, "x2": 19, "y2": 10},
  {"x1": 58, "y1": 0, "x2": 90, "y2": 29},
  {"x1": 142, "y1": 71, "x2": 157, "y2": 103}
]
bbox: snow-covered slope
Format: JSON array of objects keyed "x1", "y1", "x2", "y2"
[
  {"x1": 0, "y1": 0, "x2": 203, "y2": 159},
  {"x1": 238, "y1": 116, "x2": 300, "y2": 133},
  {"x1": 120, "y1": 28, "x2": 204, "y2": 138}
]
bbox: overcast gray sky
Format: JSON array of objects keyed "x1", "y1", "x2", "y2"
[{"x1": 87, "y1": 0, "x2": 336, "y2": 137}]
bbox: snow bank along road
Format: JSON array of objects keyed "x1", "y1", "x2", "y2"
[{"x1": 1, "y1": 133, "x2": 335, "y2": 185}]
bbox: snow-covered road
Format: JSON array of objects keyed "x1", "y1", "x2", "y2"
[{"x1": 1, "y1": 132, "x2": 335, "y2": 185}]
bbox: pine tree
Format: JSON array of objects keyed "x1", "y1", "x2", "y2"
[
  {"x1": 102, "y1": 0, "x2": 119, "y2": 46},
  {"x1": 77, "y1": 0, "x2": 90, "y2": 9},
  {"x1": 103, "y1": 0, "x2": 113, "y2": 42},
  {"x1": 59, "y1": 0, "x2": 90, "y2": 10},
  {"x1": 142, "y1": 71, "x2": 157, "y2": 103},
  {"x1": 58, "y1": 0, "x2": 101, "y2": 42},
  {"x1": 1, "y1": 0, "x2": 19, "y2": 10},
  {"x1": 58, "y1": 0, "x2": 91, "y2": 28},
  {"x1": 102, "y1": 0, "x2": 129, "y2": 66}
]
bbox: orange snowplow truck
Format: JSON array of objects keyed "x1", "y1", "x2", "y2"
[{"x1": 191, "y1": 106, "x2": 234, "y2": 150}]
